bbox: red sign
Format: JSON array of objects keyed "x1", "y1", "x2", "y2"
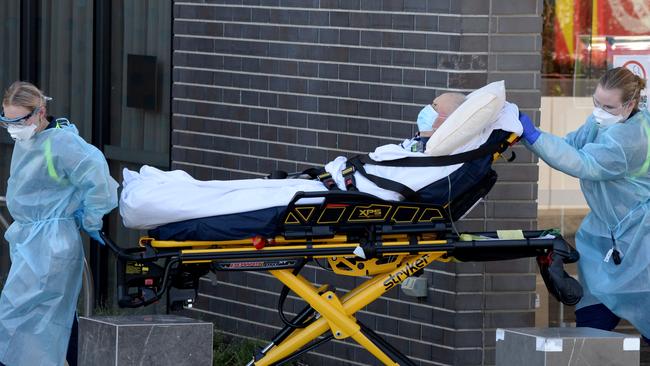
[{"x1": 596, "y1": 0, "x2": 650, "y2": 36}]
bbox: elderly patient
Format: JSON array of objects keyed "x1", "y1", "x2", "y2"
[
  {"x1": 120, "y1": 84, "x2": 521, "y2": 230},
  {"x1": 402, "y1": 92, "x2": 466, "y2": 153}
]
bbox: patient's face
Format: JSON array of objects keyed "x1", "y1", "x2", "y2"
[{"x1": 420, "y1": 93, "x2": 462, "y2": 137}]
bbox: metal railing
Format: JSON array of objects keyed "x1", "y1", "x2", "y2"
[{"x1": 0, "y1": 196, "x2": 94, "y2": 316}]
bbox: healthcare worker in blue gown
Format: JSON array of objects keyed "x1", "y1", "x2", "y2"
[
  {"x1": 0, "y1": 81, "x2": 118, "y2": 366},
  {"x1": 519, "y1": 67, "x2": 650, "y2": 342}
]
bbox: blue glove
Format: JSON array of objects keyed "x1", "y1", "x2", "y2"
[
  {"x1": 87, "y1": 230, "x2": 105, "y2": 245},
  {"x1": 519, "y1": 112, "x2": 541, "y2": 144}
]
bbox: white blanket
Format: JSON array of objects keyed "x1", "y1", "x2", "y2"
[{"x1": 120, "y1": 103, "x2": 522, "y2": 229}]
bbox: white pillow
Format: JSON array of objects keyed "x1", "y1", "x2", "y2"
[{"x1": 424, "y1": 80, "x2": 506, "y2": 156}]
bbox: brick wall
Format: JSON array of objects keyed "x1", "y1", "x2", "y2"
[{"x1": 172, "y1": 0, "x2": 543, "y2": 365}]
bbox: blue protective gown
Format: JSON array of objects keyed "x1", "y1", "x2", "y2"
[
  {"x1": 528, "y1": 109, "x2": 650, "y2": 337},
  {"x1": 0, "y1": 121, "x2": 118, "y2": 366}
]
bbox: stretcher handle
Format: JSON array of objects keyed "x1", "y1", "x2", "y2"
[
  {"x1": 100, "y1": 231, "x2": 140, "y2": 261},
  {"x1": 100, "y1": 231, "x2": 175, "y2": 261},
  {"x1": 454, "y1": 231, "x2": 579, "y2": 263}
]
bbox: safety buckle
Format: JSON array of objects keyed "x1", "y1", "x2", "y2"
[
  {"x1": 342, "y1": 166, "x2": 358, "y2": 191},
  {"x1": 317, "y1": 172, "x2": 332, "y2": 181},
  {"x1": 341, "y1": 166, "x2": 355, "y2": 176},
  {"x1": 316, "y1": 172, "x2": 338, "y2": 190}
]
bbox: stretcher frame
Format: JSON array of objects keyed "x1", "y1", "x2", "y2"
[
  {"x1": 105, "y1": 132, "x2": 574, "y2": 365},
  {"x1": 104, "y1": 191, "x2": 569, "y2": 366}
]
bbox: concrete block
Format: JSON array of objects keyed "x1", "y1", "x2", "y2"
[
  {"x1": 79, "y1": 315, "x2": 213, "y2": 366},
  {"x1": 496, "y1": 328, "x2": 640, "y2": 366}
]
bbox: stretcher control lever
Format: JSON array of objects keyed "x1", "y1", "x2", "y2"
[{"x1": 252, "y1": 236, "x2": 268, "y2": 250}]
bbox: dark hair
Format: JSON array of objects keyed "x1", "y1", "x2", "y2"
[{"x1": 599, "y1": 67, "x2": 647, "y2": 109}]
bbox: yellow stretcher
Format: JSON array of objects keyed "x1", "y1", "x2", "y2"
[
  {"x1": 103, "y1": 190, "x2": 577, "y2": 366},
  {"x1": 104, "y1": 132, "x2": 580, "y2": 365}
]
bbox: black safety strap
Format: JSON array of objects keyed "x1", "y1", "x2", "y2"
[
  {"x1": 273, "y1": 139, "x2": 512, "y2": 198},
  {"x1": 347, "y1": 157, "x2": 419, "y2": 200},
  {"x1": 301, "y1": 167, "x2": 325, "y2": 179},
  {"x1": 344, "y1": 138, "x2": 514, "y2": 200},
  {"x1": 316, "y1": 171, "x2": 340, "y2": 191},
  {"x1": 356, "y1": 140, "x2": 511, "y2": 167},
  {"x1": 341, "y1": 165, "x2": 358, "y2": 191}
]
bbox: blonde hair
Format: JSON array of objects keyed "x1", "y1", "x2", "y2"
[
  {"x1": 599, "y1": 67, "x2": 647, "y2": 109},
  {"x1": 2, "y1": 81, "x2": 47, "y2": 111}
]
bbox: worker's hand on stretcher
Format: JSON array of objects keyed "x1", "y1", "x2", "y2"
[{"x1": 518, "y1": 112, "x2": 540, "y2": 144}]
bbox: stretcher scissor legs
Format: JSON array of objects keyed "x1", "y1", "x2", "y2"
[
  {"x1": 252, "y1": 252, "x2": 445, "y2": 366},
  {"x1": 102, "y1": 229, "x2": 575, "y2": 364}
]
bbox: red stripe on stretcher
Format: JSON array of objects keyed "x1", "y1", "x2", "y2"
[{"x1": 326, "y1": 204, "x2": 349, "y2": 208}]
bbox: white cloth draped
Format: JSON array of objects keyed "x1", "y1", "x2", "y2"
[{"x1": 120, "y1": 103, "x2": 522, "y2": 229}]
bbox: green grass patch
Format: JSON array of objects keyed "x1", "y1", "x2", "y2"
[
  {"x1": 213, "y1": 331, "x2": 259, "y2": 366},
  {"x1": 212, "y1": 331, "x2": 307, "y2": 366}
]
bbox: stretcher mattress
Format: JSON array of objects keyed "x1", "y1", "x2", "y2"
[
  {"x1": 121, "y1": 103, "x2": 522, "y2": 230},
  {"x1": 149, "y1": 130, "x2": 508, "y2": 241}
]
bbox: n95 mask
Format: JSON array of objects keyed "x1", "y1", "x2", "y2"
[
  {"x1": 593, "y1": 107, "x2": 624, "y2": 127},
  {"x1": 7, "y1": 123, "x2": 38, "y2": 141}
]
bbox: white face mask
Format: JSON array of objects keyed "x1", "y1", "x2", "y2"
[
  {"x1": 592, "y1": 107, "x2": 624, "y2": 127},
  {"x1": 7, "y1": 123, "x2": 38, "y2": 141}
]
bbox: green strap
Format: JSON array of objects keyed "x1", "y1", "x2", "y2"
[
  {"x1": 43, "y1": 138, "x2": 62, "y2": 183},
  {"x1": 632, "y1": 116, "x2": 650, "y2": 178}
]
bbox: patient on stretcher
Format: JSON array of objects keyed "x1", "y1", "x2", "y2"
[{"x1": 120, "y1": 81, "x2": 523, "y2": 230}]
